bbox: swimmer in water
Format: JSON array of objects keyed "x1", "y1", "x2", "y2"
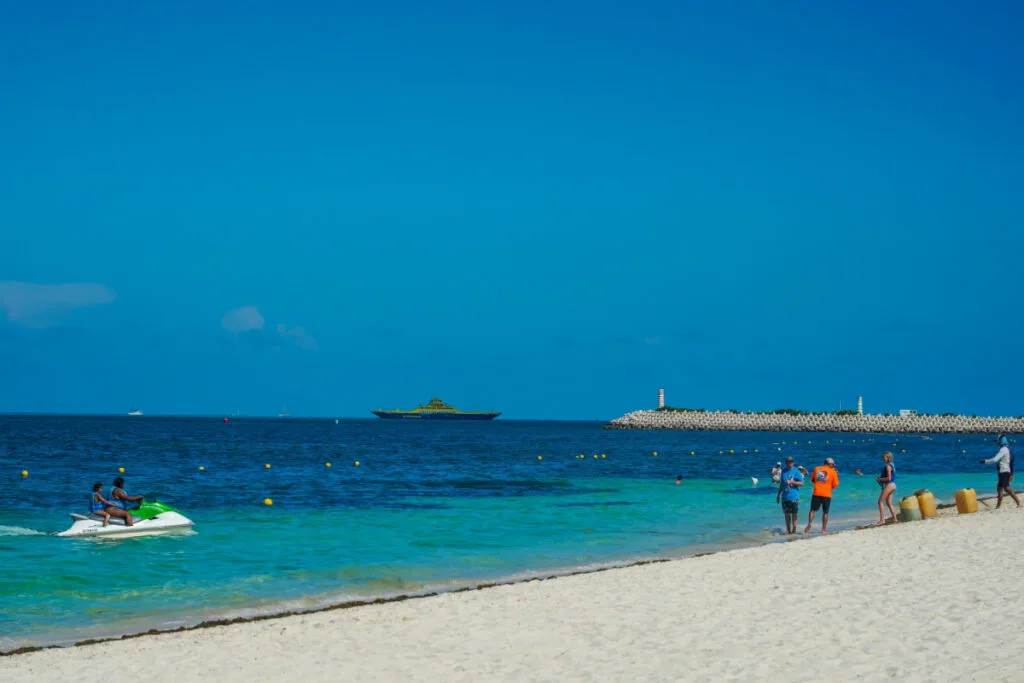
[{"x1": 675, "y1": 475, "x2": 683, "y2": 485}]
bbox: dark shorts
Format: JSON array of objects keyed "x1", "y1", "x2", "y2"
[
  {"x1": 782, "y1": 500, "x2": 799, "y2": 514},
  {"x1": 999, "y1": 472, "x2": 1012, "y2": 489},
  {"x1": 810, "y1": 495, "x2": 832, "y2": 514}
]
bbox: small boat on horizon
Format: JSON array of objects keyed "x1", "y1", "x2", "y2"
[
  {"x1": 128, "y1": 409, "x2": 143, "y2": 416},
  {"x1": 372, "y1": 398, "x2": 500, "y2": 421}
]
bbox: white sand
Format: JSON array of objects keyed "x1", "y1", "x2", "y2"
[{"x1": 4, "y1": 505, "x2": 1023, "y2": 682}]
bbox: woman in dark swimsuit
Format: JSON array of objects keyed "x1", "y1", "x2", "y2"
[{"x1": 875, "y1": 452, "x2": 897, "y2": 526}]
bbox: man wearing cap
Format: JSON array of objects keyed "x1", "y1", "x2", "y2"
[
  {"x1": 776, "y1": 456, "x2": 804, "y2": 534},
  {"x1": 805, "y1": 457, "x2": 840, "y2": 534},
  {"x1": 979, "y1": 435, "x2": 1021, "y2": 509}
]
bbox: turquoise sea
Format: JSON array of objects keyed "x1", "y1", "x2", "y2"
[{"x1": 0, "y1": 416, "x2": 1006, "y2": 651}]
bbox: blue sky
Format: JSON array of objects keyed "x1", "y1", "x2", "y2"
[{"x1": 2, "y1": 1, "x2": 1022, "y2": 419}]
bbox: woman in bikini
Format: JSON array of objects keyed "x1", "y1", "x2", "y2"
[{"x1": 875, "y1": 452, "x2": 897, "y2": 526}]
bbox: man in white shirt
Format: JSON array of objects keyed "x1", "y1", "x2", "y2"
[{"x1": 979, "y1": 435, "x2": 1021, "y2": 509}]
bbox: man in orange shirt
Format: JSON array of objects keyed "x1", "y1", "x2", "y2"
[{"x1": 805, "y1": 457, "x2": 839, "y2": 534}]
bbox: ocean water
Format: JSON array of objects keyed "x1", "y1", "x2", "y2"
[{"x1": 0, "y1": 415, "x2": 1006, "y2": 651}]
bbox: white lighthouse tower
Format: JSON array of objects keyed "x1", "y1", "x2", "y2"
[
  {"x1": 657, "y1": 388, "x2": 665, "y2": 409},
  {"x1": 857, "y1": 396, "x2": 864, "y2": 416}
]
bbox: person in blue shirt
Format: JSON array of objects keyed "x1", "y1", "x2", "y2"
[{"x1": 775, "y1": 456, "x2": 805, "y2": 534}]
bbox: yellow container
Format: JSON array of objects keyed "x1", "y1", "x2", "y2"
[
  {"x1": 899, "y1": 495, "x2": 921, "y2": 522},
  {"x1": 915, "y1": 489, "x2": 937, "y2": 519},
  {"x1": 955, "y1": 488, "x2": 978, "y2": 514}
]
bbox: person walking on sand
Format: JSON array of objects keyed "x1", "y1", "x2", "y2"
[
  {"x1": 776, "y1": 456, "x2": 804, "y2": 535},
  {"x1": 979, "y1": 435, "x2": 1021, "y2": 509},
  {"x1": 875, "y1": 452, "x2": 897, "y2": 526},
  {"x1": 805, "y1": 457, "x2": 840, "y2": 534}
]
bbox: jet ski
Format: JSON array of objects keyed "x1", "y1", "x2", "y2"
[{"x1": 57, "y1": 500, "x2": 194, "y2": 538}]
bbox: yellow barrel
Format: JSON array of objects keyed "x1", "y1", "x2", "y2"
[
  {"x1": 955, "y1": 488, "x2": 978, "y2": 514},
  {"x1": 915, "y1": 489, "x2": 937, "y2": 519},
  {"x1": 899, "y1": 495, "x2": 921, "y2": 522}
]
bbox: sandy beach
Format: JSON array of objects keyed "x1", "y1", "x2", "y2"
[{"x1": 4, "y1": 503, "x2": 1022, "y2": 682}]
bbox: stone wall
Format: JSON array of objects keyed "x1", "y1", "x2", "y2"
[{"x1": 603, "y1": 410, "x2": 1024, "y2": 434}]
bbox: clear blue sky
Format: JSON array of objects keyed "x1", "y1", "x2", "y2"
[{"x1": 2, "y1": 1, "x2": 1022, "y2": 419}]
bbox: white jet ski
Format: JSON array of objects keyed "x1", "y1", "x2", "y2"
[{"x1": 57, "y1": 501, "x2": 194, "y2": 538}]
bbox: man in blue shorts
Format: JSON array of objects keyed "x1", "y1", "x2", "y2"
[
  {"x1": 980, "y1": 435, "x2": 1021, "y2": 508},
  {"x1": 776, "y1": 456, "x2": 804, "y2": 534}
]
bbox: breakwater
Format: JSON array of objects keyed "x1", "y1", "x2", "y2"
[{"x1": 603, "y1": 410, "x2": 1024, "y2": 433}]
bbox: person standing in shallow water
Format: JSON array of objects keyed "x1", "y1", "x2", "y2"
[
  {"x1": 979, "y1": 435, "x2": 1021, "y2": 508},
  {"x1": 776, "y1": 456, "x2": 804, "y2": 535},
  {"x1": 875, "y1": 452, "x2": 897, "y2": 526},
  {"x1": 805, "y1": 457, "x2": 839, "y2": 535}
]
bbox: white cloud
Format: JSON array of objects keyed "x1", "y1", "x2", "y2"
[
  {"x1": 0, "y1": 281, "x2": 116, "y2": 327},
  {"x1": 276, "y1": 323, "x2": 317, "y2": 351},
  {"x1": 221, "y1": 306, "x2": 265, "y2": 334}
]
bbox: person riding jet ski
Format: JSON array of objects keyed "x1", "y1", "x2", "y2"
[
  {"x1": 109, "y1": 477, "x2": 144, "y2": 510},
  {"x1": 90, "y1": 482, "x2": 134, "y2": 527}
]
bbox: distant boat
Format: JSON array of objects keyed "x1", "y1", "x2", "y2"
[
  {"x1": 372, "y1": 398, "x2": 500, "y2": 421},
  {"x1": 278, "y1": 405, "x2": 291, "y2": 418},
  {"x1": 128, "y1": 409, "x2": 143, "y2": 416}
]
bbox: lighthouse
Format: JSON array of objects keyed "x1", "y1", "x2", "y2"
[
  {"x1": 857, "y1": 396, "x2": 864, "y2": 416},
  {"x1": 657, "y1": 388, "x2": 665, "y2": 409}
]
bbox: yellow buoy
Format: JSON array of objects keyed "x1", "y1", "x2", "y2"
[
  {"x1": 962, "y1": 449, "x2": 967, "y2": 454},
  {"x1": 601, "y1": 454, "x2": 606, "y2": 459},
  {"x1": 118, "y1": 467, "x2": 125, "y2": 473},
  {"x1": 754, "y1": 449, "x2": 759, "y2": 453},
  {"x1": 593, "y1": 454, "x2": 598, "y2": 459},
  {"x1": 265, "y1": 464, "x2": 271, "y2": 469},
  {"x1": 199, "y1": 466, "x2": 205, "y2": 471},
  {"x1": 901, "y1": 449, "x2": 906, "y2": 453},
  {"x1": 354, "y1": 461, "x2": 360, "y2": 466},
  {"x1": 263, "y1": 498, "x2": 273, "y2": 506},
  {"x1": 718, "y1": 450, "x2": 723, "y2": 455},
  {"x1": 899, "y1": 495, "x2": 921, "y2": 522},
  {"x1": 537, "y1": 456, "x2": 542, "y2": 461},
  {"x1": 690, "y1": 451, "x2": 695, "y2": 456},
  {"x1": 326, "y1": 462, "x2": 332, "y2": 467},
  {"x1": 729, "y1": 449, "x2": 734, "y2": 454},
  {"x1": 955, "y1": 488, "x2": 978, "y2": 514},
  {"x1": 743, "y1": 449, "x2": 748, "y2": 454},
  {"x1": 915, "y1": 489, "x2": 937, "y2": 519},
  {"x1": 653, "y1": 451, "x2": 658, "y2": 456},
  {"x1": 21, "y1": 470, "x2": 28, "y2": 477}
]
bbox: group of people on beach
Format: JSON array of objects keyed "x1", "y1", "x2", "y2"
[
  {"x1": 774, "y1": 455, "x2": 842, "y2": 534},
  {"x1": 772, "y1": 434, "x2": 1019, "y2": 534}
]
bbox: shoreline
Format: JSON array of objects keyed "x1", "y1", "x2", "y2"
[
  {"x1": 604, "y1": 409, "x2": 1024, "y2": 433},
  {"x1": 0, "y1": 494, "x2": 991, "y2": 658},
  {"x1": 4, "y1": 498, "x2": 1021, "y2": 681}
]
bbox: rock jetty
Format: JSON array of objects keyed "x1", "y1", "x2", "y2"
[{"x1": 604, "y1": 410, "x2": 1024, "y2": 434}]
